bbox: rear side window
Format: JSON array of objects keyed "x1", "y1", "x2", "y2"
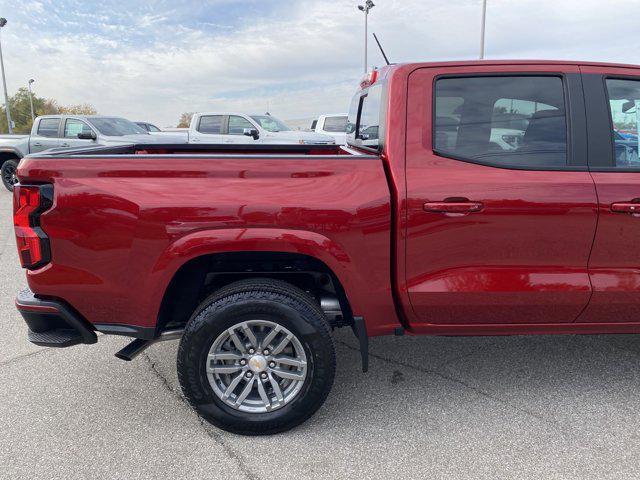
[
  {"x1": 358, "y1": 85, "x2": 382, "y2": 147},
  {"x1": 322, "y1": 116, "x2": 348, "y2": 133},
  {"x1": 197, "y1": 115, "x2": 223, "y2": 134},
  {"x1": 605, "y1": 78, "x2": 640, "y2": 167},
  {"x1": 434, "y1": 76, "x2": 567, "y2": 168},
  {"x1": 37, "y1": 118, "x2": 60, "y2": 138}
]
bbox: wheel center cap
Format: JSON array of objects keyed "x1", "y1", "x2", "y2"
[{"x1": 248, "y1": 355, "x2": 267, "y2": 373}]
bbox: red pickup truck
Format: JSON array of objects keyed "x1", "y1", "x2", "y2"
[{"x1": 13, "y1": 60, "x2": 640, "y2": 435}]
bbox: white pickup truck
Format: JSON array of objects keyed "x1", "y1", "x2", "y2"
[
  {"x1": 188, "y1": 112, "x2": 335, "y2": 145},
  {"x1": 0, "y1": 115, "x2": 186, "y2": 190},
  {"x1": 311, "y1": 114, "x2": 348, "y2": 145}
]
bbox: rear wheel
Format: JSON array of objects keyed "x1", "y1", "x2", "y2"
[
  {"x1": 177, "y1": 278, "x2": 336, "y2": 435},
  {"x1": 1, "y1": 159, "x2": 19, "y2": 191}
]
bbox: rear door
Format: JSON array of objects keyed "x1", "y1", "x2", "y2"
[
  {"x1": 190, "y1": 115, "x2": 224, "y2": 144},
  {"x1": 405, "y1": 64, "x2": 598, "y2": 326},
  {"x1": 29, "y1": 117, "x2": 61, "y2": 153},
  {"x1": 578, "y1": 67, "x2": 640, "y2": 323}
]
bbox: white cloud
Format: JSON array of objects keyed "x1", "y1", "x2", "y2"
[{"x1": 1, "y1": 0, "x2": 640, "y2": 126}]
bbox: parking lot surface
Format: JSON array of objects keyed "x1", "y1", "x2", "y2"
[{"x1": 2, "y1": 187, "x2": 640, "y2": 479}]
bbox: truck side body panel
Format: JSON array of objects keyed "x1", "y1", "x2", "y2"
[{"x1": 18, "y1": 155, "x2": 399, "y2": 336}]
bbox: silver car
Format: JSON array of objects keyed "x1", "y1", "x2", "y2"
[{"x1": 0, "y1": 115, "x2": 187, "y2": 191}]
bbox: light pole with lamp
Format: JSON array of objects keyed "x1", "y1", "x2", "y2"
[
  {"x1": 479, "y1": 0, "x2": 487, "y2": 59},
  {"x1": 0, "y1": 18, "x2": 12, "y2": 133},
  {"x1": 27, "y1": 78, "x2": 35, "y2": 122},
  {"x1": 357, "y1": 1, "x2": 375, "y2": 73}
]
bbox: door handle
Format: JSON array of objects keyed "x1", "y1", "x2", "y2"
[
  {"x1": 611, "y1": 202, "x2": 640, "y2": 215},
  {"x1": 32, "y1": 142, "x2": 42, "y2": 147},
  {"x1": 423, "y1": 201, "x2": 484, "y2": 214},
  {"x1": 60, "y1": 142, "x2": 70, "y2": 147}
]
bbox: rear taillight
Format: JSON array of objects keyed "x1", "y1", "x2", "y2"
[{"x1": 13, "y1": 184, "x2": 53, "y2": 269}]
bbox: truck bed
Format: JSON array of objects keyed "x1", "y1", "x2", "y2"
[{"x1": 17, "y1": 143, "x2": 398, "y2": 337}]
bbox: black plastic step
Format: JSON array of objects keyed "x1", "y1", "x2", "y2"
[{"x1": 27, "y1": 328, "x2": 83, "y2": 348}]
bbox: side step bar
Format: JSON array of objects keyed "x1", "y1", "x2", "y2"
[{"x1": 115, "y1": 329, "x2": 184, "y2": 361}]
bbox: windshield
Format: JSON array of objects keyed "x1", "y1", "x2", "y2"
[
  {"x1": 89, "y1": 117, "x2": 149, "y2": 136},
  {"x1": 249, "y1": 115, "x2": 291, "y2": 132}
]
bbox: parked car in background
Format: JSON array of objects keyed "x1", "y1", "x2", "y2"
[
  {"x1": 189, "y1": 112, "x2": 335, "y2": 145},
  {"x1": 135, "y1": 121, "x2": 162, "y2": 132},
  {"x1": 136, "y1": 121, "x2": 189, "y2": 140},
  {"x1": 614, "y1": 130, "x2": 639, "y2": 164},
  {"x1": 0, "y1": 115, "x2": 187, "y2": 190},
  {"x1": 311, "y1": 114, "x2": 348, "y2": 144}
]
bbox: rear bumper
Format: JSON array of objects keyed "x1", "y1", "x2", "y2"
[{"x1": 15, "y1": 288, "x2": 97, "y2": 347}]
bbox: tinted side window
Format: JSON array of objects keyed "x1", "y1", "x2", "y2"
[
  {"x1": 323, "y1": 116, "x2": 348, "y2": 132},
  {"x1": 37, "y1": 118, "x2": 61, "y2": 138},
  {"x1": 358, "y1": 84, "x2": 382, "y2": 147},
  {"x1": 64, "y1": 119, "x2": 93, "y2": 138},
  {"x1": 197, "y1": 115, "x2": 223, "y2": 134},
  {"x1": 434, "y1": 76, "x2": 567, "y2": 168},
  {"x1": 605, "y1": 78, "x2": 640, "y2": 167},
  {"x1": 227, "y1": 115, "x2": 254, "y2": 135}
]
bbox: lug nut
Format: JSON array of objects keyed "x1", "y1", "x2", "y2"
[
  {"x1": 248, "y1": 348, "x2": 255, "y2": 354},
  {"x1": 269, "y1": 361, "x2": 276, "y2": 368},
  {"x1": 245, "y1": 371, "x2": 253, "y2": 378},
  {"x1": 240, "y1": 359, "x2": 247, "y2": 366},
  {"x1": 263, "y1": 349, "x2": 270, "y2": 355},
  {"x1": 260, "y1": 373, "x2": 268, "y2": 379}
]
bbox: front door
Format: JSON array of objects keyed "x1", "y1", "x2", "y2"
[
  {"x1": 578, "y1": 68, "x2": 640, "y2": 323},
  {"x1": 405, "y1": 65, "x2": 598, "y2": 326},
  {"x1": 223, "y1": 115, "x2": 261, "y2": 144},
  {"x1": 60, "y1": 118, "x2": 96, "y2": 149}
]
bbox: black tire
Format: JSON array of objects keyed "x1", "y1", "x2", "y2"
[
  {"x1": 177, "y1": 278, "x2": 336, "y2": 435},
  {"x1": 1, "y1": 158, "x2": 19, "y2": 192}
]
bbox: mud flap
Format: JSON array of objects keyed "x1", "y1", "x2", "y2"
[{"x1": 351, "y1": 316, "x2": 369, "y2": 373}]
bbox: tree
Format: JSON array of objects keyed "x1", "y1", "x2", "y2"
[
  {"x1": 0, "y1": 88, "x2": 98, "y2": 134},
  {"x1": 177, "y1": 112, "x2": 193, "y2": 128},
  {"x1": 59, "y1": 104, "x2": 97, "y2": 115}
]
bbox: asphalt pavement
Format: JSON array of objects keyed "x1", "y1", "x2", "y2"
[{"x1": 2, "y1": 187, "x2": 640, "y2": 479}]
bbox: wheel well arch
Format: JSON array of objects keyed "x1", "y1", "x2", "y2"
[
  {"x1": 156, "y1": 251, "x2": 354, "y2": 335},
  {"x1": 0, "y1": 150, "x2": 21, "y2": 165}
]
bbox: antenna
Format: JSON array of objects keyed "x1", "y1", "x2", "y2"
[{"x1": 372, "y1": 32, "x2": 391, "y2": 66}]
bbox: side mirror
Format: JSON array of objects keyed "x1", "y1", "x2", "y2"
[
  {"x1": 622, "y1": 100, "x2": 636, "y2": 113},
  {"x1": 78, "y1": 131, "x2": 97, "y2": 140},
  {"x1": 243, "y1": 128, "x2": 259, "y2": 140}
]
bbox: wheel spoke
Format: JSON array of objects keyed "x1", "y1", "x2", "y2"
[
  {"x1": 268, "y1": 372, "x2": 284, "y2": 403},
  {"x1": 208, "y1": 364, "x2": 242, "y2": 375},
  {"x1": 271, "y1": 332, "x2": 293, "y2": 356},
  {"x1": 241, "y1": 322, "x2": 258, "y2": 349},
  {"x1": 208, "y1": 352, "x2": 243, "y2": 361},
  {"x1": 222, "y1": 372, "x2": 244, "y2": 399},
  {"x1": 229, "y1": 329, "x2": 246, "y2": 353},
  {"x1": 272, "y1": 368, "x2": 305, "y2": 381},
  {"x1": 235, "y1": 377, "x2": 255, "y2": 406},
  {"x1": 256, "y1": 379, "x2": 272, "y2": 410},
  {"x1": 261, "y1": 325, "x2": 280, "y2": 349},
  {"x1": 273, "y1": 356, "x2": 306, "y2": 368}
]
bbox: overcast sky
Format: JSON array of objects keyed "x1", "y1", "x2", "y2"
[{"x1": 0, "y1": 0, "x2": 637, "y2": 126}]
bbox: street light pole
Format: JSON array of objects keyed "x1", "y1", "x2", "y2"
[
  {"x1": 479, "y1": 0, "x2": 487, "y2": 59},
  {"x1": 27, "y1": 79, "x2": 35, "y2": 122},
  {"x1": 0, "y1": 18, "x2": 12, "y2": 134},
  {"x1": 357, "y1": 1, "x2": 375, "y2": 73}
]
